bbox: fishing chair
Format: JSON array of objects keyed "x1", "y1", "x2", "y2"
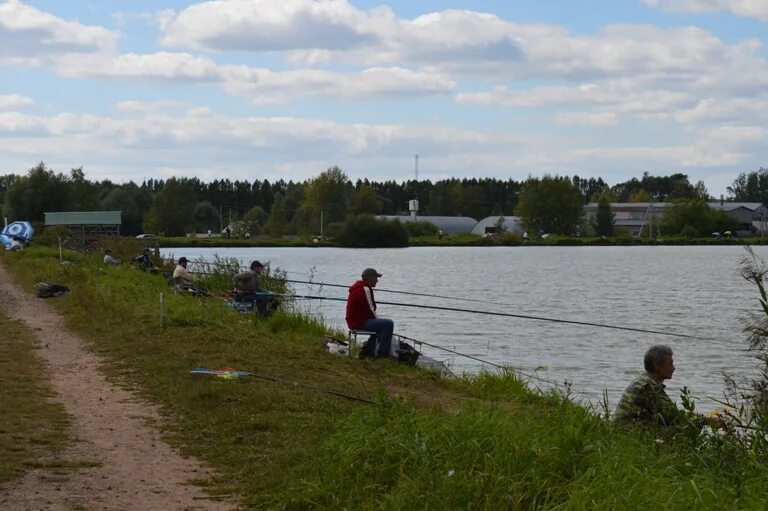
[{"x1": 347, "y1": 329, "x2": 378, "y2": 358}]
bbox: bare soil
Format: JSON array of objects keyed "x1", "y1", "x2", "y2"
[{"x1": 0, "y1": 263, "x2": 235, "y2": 511}]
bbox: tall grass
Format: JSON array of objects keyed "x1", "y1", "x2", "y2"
[
  {"x1": 0, "y1": 312, "x2": 70, "y2": 483},
  {"x1": 4, "y1": 246, "x2": 768, "y2": 508}
]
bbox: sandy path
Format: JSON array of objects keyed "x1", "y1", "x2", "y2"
[{"x1": 0, "y1": 263, "x2": 235, "y2": 511}]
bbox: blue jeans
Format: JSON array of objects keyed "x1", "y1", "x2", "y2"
[{"x1": 362, "y1": 318, "x2": 394, "y2": 357}]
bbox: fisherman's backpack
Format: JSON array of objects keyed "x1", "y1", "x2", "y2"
[
  {"x1": 397, "y1": 341, "x2": 420, "y2": 365},
  {"x1": 34, "y1": 282, "x2": 70, "y2": 298}
]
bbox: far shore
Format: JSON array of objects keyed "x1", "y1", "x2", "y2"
[{"x1": 152, "y1": 234, "x2": 768, "y2": 249}]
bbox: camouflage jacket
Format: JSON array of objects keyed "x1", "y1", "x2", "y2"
[{"x1": 614, "y1": 372, "x2": 682, "y2": 427}]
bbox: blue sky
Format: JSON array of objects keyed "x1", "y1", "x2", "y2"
[{"x1": 2, "y1": 0, "x2": 768, "y2": 196}]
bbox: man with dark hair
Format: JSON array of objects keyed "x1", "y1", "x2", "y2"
[
  {"x1": 234, "y1": 260, "x2": 269, "y2": 316},
  {"x1": 173, "y1": 257, "x2": 194, "y2": 287},
  {"x1": 615, "y1": 345, "x2": 722, "y2": 428},
  {"x1": 103, "y1": 248, "x2": 120, "y2": 266},
  {"x1": 346, "y1": 268, "x2": 395, "y2": 359}
]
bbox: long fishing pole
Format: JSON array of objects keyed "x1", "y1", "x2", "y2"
[
  {"x1": 285, "y1": 278, "x2": 522, "y2": 308},
  {"x1": 269, "y1": 293, "x2": 717, "y2": 341}
]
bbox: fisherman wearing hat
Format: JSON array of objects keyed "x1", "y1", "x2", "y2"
[
  {"x1": 131, "y1": 247, "x2": 153, "y2": 269},
  {"x1": 346, "y1": 268, "x2": 395, "y2": 359},
  {"x1": 234, "y1": 260, "x2": 269, "y2": 316}
]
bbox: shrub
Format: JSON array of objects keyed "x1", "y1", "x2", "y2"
[
  {"x1": 403, "y1": 221, "x2": 438, "y2": 237},
  {"x1": 680, "y1": 224, "x2": 699, "y2": 239},
  {"x1": 336, "y1": 215, "x2": 408, "y2": 247}
]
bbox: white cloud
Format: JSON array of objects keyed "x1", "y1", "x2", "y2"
[
  {"x1": 160, "y1": 0, "x2": 392, "y2": 51},
  {"x1": 117, "y1": 100, "x2": 189, "y2": 113},
  {"x1": 57, "y1": 52, "x2": 220, "y2": 81},
  {"x1": 52, "y1": 50, "x2": 455, "y2": 101},
  {"x1": 0, "y1": 0, "x2": 116, "y2": 64},
  {"x1": 220, "y1": 66, "x2": 454, "y2": 104},
  {"x1": 643, "y1": 0, "x2": 768, "y2": 21},
  {"x1": 0, "y1": 94, "x2": 34, "y2": 110}
]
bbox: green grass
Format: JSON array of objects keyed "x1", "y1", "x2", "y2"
[
  {"x1": 3, "y1": 246, "x2": 768, "y2": 509},
  {"x1": 0, "y1": 311, "x2": 70, "y2": 483}
]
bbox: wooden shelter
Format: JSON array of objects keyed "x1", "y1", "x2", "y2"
[{"x1": 44, "y1": 211, "x2": 122, "y2": 244}]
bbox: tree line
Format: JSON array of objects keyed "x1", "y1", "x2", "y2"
[{"x1": 0, "y1": 161, "x2": 764, "y2": 237}]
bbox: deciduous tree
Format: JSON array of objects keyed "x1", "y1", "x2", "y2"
[{"x1": 515, "y1": 176, "x2": 584, "y2": 236}]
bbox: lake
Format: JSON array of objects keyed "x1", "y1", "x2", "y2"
[{"x1": 163, "y1": 245, "x2": 766, "y2": 411}]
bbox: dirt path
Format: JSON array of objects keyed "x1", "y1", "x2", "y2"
[{"x1": 0, "y1": 264, "x2": 235, "y2": 511}]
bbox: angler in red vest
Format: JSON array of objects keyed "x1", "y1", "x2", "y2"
[{"x1": 345, "y1": 268, "x2": 395, "y2": 358}]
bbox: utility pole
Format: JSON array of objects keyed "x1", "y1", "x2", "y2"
[
  {"x1": 320, "y1": 210, "x2": 324, "y2": 238},
  {"x1": 414, "y1": 154, "x2": 419, "y2": 200},
  {"x1": 219, "y1": 205, "x2": 223, "y2": 233}
]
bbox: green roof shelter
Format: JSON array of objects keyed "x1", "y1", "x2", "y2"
[{"x1": 44, "y1": 211, "x2": 122, "y2": 243}]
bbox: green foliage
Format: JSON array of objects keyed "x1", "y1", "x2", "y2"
[
  {"x1": 192, "y1": 201, "x2": 220, "y2": 233},
  {"x1": 264, "y1": 194, "x2": 287, "y2": 236},
  {"x1": 143, "y1": 177, "x2": 197, "y2": 236},
  {"x1": 300, "y1": 166, "x2": 349, "y2": 231},
  {"x1": 335, "y1": 215, "x2": 409, "y2": 247},
  {"x1": 348, "y1": 184, "x2": 381, "y2": 216},
  {"x1": 660, "y1": 199, "x2": 739, "y2": 236},
  {"x1": 516, "y1": 175, "x2": 584, "y2": 235},
  {"x1": 612, "y1": 172, "x2": 697, "y2": 202},
  {"x1": 403, "y1": 220, "x2": 438, "y2": 237},
  {"x1": 680, "y1": 224, "x2": 699, "y2": 238},
  {"x1": 593, "y1": 195, "x2": 615, "y2": 236},
  {"x1": 728, "y1": 168, "x2": 768, "y2": 203},
  {"x1": 3, "y1": 162, "x2": 70, "y2": 220}
]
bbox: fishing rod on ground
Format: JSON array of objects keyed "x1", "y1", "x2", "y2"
[{"x1": 267, "y1": 293, "x2": 720, "y2": 342}]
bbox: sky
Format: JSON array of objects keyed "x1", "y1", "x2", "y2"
[{"x1": 1, "y1": 0, "x2": 768, "y2": 196}]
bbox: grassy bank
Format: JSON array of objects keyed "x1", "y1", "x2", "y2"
[
  {"x1": 0, "y1": 312, "x2": 70, "y2": 483},
  {"x1": 3, "y1": 246, "x2": 768, "y2": 508}
]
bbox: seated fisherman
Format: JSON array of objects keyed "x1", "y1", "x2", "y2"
[
  {"x1": 345, "y1": 268, "x2": 396, "y2": 359},
  {"x1": 233, "y1": 260, "x2": 269, "y2": 316},
  {"x1": 172, "y1": 257, "x2": 204, "y2": 295},
  {"x1": 131, "y1": 248, "x2": 153, "y2": 269},
  {"x1": 615, "y1": 345, "x2": 723, "y2": 428},
  {"x1": 103, "y1": 248, "x2": 121, "y2": 266}
]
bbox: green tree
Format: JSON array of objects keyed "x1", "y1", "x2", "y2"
[
  {"x1": 264, "y1": 194, "x2": 287, "y2": 236},
  {"x1": 193, "y1": 201, "x2": 219, "y2": 233},
  {"x1": 3, "y1": 162, "x2": 69, "y2": 221},
  {"x1": 593, "y1": 195, "x2": 615, "y2": 236},
  {"x1": 660, "y1": 199, "x2": 739, "y2": 236},
  {"x1": 143, "y1": 177, "x2": 197, "y2": 236},
  {"x1": 242, "y1": 205, "x2": 268, "y2": 235},
  {"x1": 515, "y1": 176, "x2": 584, "y2": 236},
  {"x1": 728, "y1": 168, "x2": 768, "y2": 204},
  {"x1": 300, "y1": 166, "x2": 349, "y2": 232},
  {"x1": 348, "y1": 184, "x2": 381, "y2": 216},
  {"x1": 67, "y1": 167, "x2": 100, "y2": 211},
  {"x1": 101, "y1": 186, "x2": 144, "y2": 236}
]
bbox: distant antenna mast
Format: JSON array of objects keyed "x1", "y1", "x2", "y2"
[
  {"x1": 409, "y1": 155, "x2": 420, "y2": 220},
  {"x1": 414, "y1": 154, "x2": 419, "y2": 200}
]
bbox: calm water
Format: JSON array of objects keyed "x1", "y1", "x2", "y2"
[{"x1": 164, "y1": 245, "x2": 766, "y2": 411}]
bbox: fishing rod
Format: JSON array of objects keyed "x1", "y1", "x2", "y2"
[
  {"x1": 395, "y1": 333, "x2": 564, "y2": 388},
  {"x1": 167, "y1": 258, "x2": 523, "y2": 308},
  {"x1": 270, "y1": 293, "x2": 718, "y2": 341},
  {"x1": 284, "y1": 278, "x2": 524, "y2": 308}
]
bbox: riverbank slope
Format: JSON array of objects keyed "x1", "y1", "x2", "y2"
[{"x1": 2, "y1": 246, "x2": 767, "y2": 509}]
